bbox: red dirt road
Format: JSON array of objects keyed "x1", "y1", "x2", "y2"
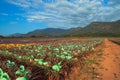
[
  {"x1": 66, "y1": 38, "x2": 120, "y2": 80},
  {"x1": 98, "y1": 39, "x2": 120, "y2": 80}
]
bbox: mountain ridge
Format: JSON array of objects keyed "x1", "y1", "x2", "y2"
[{"x1": 10, "y1": 20, "x2": 120, "y2": 37}]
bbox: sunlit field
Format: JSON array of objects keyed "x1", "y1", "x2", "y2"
[
  {"x1": 0, "y1": 0, "x2": 120, "y2": 80},
  {"x1": 0, "y1": 38, "x2": 103, "y2": 80}
]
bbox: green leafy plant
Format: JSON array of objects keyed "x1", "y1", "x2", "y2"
[
  {"x1": 52, "y1": 62, "x2": 62, "y2": 72},
  {"x1": 16, "y1": 77, "x2": 27, "y2": 80},
  {"x1": 34, "y1": 59, "x2": 43, "y2": 65},
  {"x1": 15, "y1": 65, "x2": 30, "y2": 80},
  {"x1": 6, "y1": 60, "x2": 15, "y2": 67},
  {"x1": 0, "y1": 68, "x2": 10, "y2": 80}
]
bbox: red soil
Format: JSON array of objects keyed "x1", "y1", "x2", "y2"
[
  {"x1": 98, "y1": 38, "x2": 120, "y2": 80},
  {"x1": 66, "y1": 38, "x2": 120, "y2": 80}
]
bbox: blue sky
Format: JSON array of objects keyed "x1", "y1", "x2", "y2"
[{"x1": 0, "y1": 0, "x2": 120, "y2": 36}]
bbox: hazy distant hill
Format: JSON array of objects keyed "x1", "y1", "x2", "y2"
[
  {"x1": 0, "y1": 35, "x2": 4, "y2": 38},
  {"x1": 10, "y1": 20, "x2": 120, "y2": 37},
  {"x1": 25, "y1": 29, "x2": 47, "y2": 37},
  {"x1": 42, "y1": 28, "x2": 67, "y2": 36},
  {"x1": 10, "y1": 33, "x2": 24, "y2": 37},
  {"x1": 68, "y1": 20, "x2": 120, "y2": 37}
]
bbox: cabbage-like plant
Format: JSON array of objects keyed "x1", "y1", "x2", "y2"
[
  {"x1": 34, "y1": 59, "x2": 43, "y2": 65},
  {"x1": 53, "y1": 48, "x2": 59, "y2": 52},
  {"x1": 34, "y1": 59, "x2": 50, "y2": 67},
  {"x1": 15, "y1": 65, "x2": 27, "y2": 75},
  {"x1": 0, "y1": 68, "x2": 10, "y2": 80},
  {"x1": 16, "y1": 77, "x2": 27, "y2": 80},
  {"x1": 15, "y1": 65, "x2": 30, "y2": 80},
  {"x1": 6, "y1": 60, "x2": 15, "y2": 67},
  {"x1": 52, "y1": 62, "x2": 62, "y2": 72},
  {"x1": 65, "y1": 55, "x2": 72, "y2": 60}
]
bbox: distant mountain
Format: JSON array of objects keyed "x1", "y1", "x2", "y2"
[
  {"x1": 68, "y1": 20, "x2": 120, "y2": 37},
  {"x1": 10, "y1": 20, "x2": 120, "y2": 37},
  {"x1": 42, "y1": 28, "x2": 67, "y2": 36},
  {"x1": 10, "y1": 33, "x2": 24, "y2": 37},
  {"x1": 25, "y1": 29, "x2": 47, "y2": 37},
  {"x1": 0, "y1": 35, "x2": 4, "y2": 38}
]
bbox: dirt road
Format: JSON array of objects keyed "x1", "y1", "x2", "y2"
[
  {"x1": 98, "y1": 39, "x2": 120, "y2": 80},
  {"x1": 66, "y1": 38, "x2": 120, "y2": 80}
]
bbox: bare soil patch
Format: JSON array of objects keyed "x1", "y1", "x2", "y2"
[
  {"x1": 98, "y1": 38, "x2": 120, "y2": 80},
  {"x1": 66, "y1": 38, "x2": 120, "y2": 80}
]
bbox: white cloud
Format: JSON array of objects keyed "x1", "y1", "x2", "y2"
[
  {"x1": 7, "y1": 0, "x2": 31, "y2": 8},
  {"x1": 7, "y1": 0, "x2": 43, "y2": 8},
  {"x1": 7, "y1": 0, "x2": 120, "y2": 28}
]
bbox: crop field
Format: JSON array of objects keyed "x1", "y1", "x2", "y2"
[{"x1": 0, "y1": 38, "x2": 103, "y2": 80}]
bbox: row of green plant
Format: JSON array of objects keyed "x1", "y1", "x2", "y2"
[
  {"x1": 0, "y1": 39, "x2": 103, "y2": 80},
  {"x1": 0, "y1": 59, "x2": 31, "y2": 80}
]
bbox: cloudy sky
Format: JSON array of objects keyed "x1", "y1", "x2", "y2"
[{"x1": 0, "y1": 0, "x2": 120, "y2": 36}]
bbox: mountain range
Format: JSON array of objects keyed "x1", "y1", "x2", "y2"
[{"x1": 11, "y1": 20, "x2": 120, "y2": 37}]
